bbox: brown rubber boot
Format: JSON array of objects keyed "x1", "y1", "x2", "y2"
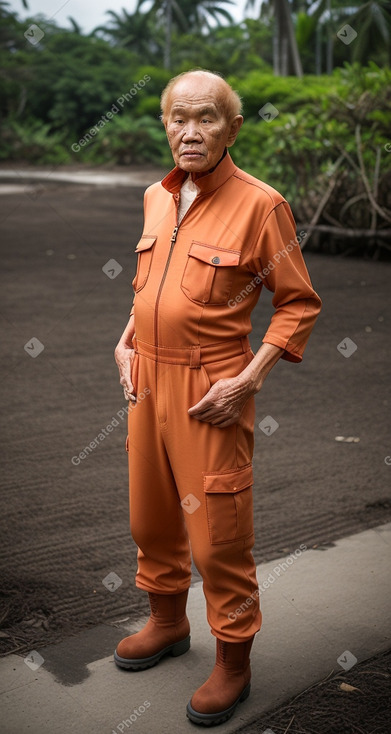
[
  {"x1": 114, "y1": 590, "x2": 190, "y2": 670},
  {"x1": 186, "y1": 636, "x2": 254, "y2": 726}
]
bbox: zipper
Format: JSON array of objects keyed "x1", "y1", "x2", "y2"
[
  {"x1": 153, "y1": 224, "x2": 179, "y2": 345},
  {"x1": 153, "y1": 192, "x2": 199, "y2": 345}
]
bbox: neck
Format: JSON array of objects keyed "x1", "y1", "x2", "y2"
[{"x1": 190, "y1": 148, "x2": 228, "y2": 181}]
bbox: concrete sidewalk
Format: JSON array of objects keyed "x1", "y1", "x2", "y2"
[
  {"x1": 1, "y1": 523, "x2": 390, "y2": 734},
  {"x1": 0, "y1": 168, "x2": 164, "y2": 192}
]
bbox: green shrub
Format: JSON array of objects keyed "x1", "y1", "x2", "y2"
[
  {"x1": 231, "y1": 63, "x2": 391, "y2": 222},
  {"x1": 73, "y1": 114, "x2": 171, "y2": 166},
  {"x1": 0, "y1": 118, "x2": 70, "y2": 163}
]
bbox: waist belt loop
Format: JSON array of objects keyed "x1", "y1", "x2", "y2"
[
  {"x1": 240, "y1": 336, "x2": 248, "y2": 353},
  {"x1": 189, "y1": 345, "x2": 201, "y2": 369}
]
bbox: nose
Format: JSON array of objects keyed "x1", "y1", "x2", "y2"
[{"x1": 181, "y1": 123, "x2": 203, "y2": 142}]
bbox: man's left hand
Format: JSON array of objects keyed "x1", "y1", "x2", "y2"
[{"x1": 188, "y1": 376, "x2": 255, "y2": 428}]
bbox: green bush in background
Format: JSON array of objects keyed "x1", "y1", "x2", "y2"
[
  {"x1": 77, "y1": 115, "x2": 171, "y2": 167},
  {"x1": 230, "y1": 63, "x2": 391, "y2": 216}
]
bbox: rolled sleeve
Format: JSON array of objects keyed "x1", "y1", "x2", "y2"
[{"x1": 249, "y1": 201, "x2": 322, "y2": 363}]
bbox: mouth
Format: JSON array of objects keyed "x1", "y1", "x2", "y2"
[{"x1": 181, "y1": 151, "x2": 204, "y2": 158}]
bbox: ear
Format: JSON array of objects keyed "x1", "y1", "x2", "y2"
[
  {"x1": 226, "y1": 115, "x2": 243, "y2": 147},
  {"x1": 162, "y1": 118, "x2": 170, "y2": 142}
]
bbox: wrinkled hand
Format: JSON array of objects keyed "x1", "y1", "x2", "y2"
[
  {"x1": 188, "y1": 376, "x2": 255, "y2": 428},
  {"x1": 114, "y1": 344, "x2": 137, "y2": 402}
]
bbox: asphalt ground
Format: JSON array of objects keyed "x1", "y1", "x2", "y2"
[{"x1": 0, "y1": 176, "x2": 390, "y2": 661}]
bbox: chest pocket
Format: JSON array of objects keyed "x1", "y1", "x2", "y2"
[
  {"x1": 132, "y1": 235, "x2": 157, "y2": 292},
  {"x1": 181, "y1": 241, "x2": 241, "y2": 305}
]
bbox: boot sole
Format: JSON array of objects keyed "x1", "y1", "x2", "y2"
[
  {"x1": 114, "y1": 634, "x2": 191, "y2": 670},
  {"x1": 186, "y1": 682, "x2": 251, "y2": 727}
]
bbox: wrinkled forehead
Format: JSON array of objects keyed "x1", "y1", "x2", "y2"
[{"x1": 167, "y1": 76, "x2": 226, "y2": 115}]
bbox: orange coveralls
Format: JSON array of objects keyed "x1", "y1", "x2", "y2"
[{"x1": 126, "y1": 151, "x2": 321, "y2": 643}]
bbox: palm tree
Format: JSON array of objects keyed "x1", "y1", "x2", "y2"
[
  {"x1": 246, "y1": 0, "x2": 303, "y2": 76},
  {"x1": 304, "y1": 0, "x2": 358, "y2": 74},
  {"x1": 250, "y1": 1, "x2": 391, "y2": 75},
  {"x1": 136, "y1": 0, "x2": 235, "y2": 68},
  {"x1": 349, "y1": 0, "x2": 391, "y2": 65},
  {"x1": 307, "y1": 0, "x2": 391, "y2": 72},
  {"x1": 179, "y1": 0, "x2": 235, "y2": 29},
  {"x1": 67, "y1": 17, "x2": 83, "y2": 35},
  {"x1": 93, "y1": 8, "x2": 159, "y2": 59}
]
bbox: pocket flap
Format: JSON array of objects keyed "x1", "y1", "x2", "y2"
[
  {"x1": 135, "y1": 235, "x2": 157, "y2": 253},
  {"x1": 203, "y1": 463, "x2": 253, "y2": 493},
  {"x1": 189, "y1": 242, "x2": 240, "y2": 267}
]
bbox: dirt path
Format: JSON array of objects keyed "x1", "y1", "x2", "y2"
[
  {"x1": 237, "y1": 648, "x2": 391, "y2": 734},
  {"x1": 0, "y1": 180, "x2": 390, "y2": 655}
]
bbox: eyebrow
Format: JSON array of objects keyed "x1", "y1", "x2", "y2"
[{"x1": 170, "y1": 105, "x2": 217, "y2": 117}]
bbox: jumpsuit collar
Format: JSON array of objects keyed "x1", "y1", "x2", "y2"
[{"x1": 161, "y1": 149, "x2": 237, "y2": 196}]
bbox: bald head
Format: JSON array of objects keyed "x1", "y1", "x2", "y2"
[{"x1": 160, "y1": 70, "x2": 242, "y2": 124}]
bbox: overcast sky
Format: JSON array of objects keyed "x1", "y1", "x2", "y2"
[{"x1": 11, "y1": 0, "x2": 258, "y2": 34}]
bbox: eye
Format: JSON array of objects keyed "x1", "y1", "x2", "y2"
[
  {"x1": 174, "y1": 118, "x2": 184, "y2": 124},
  {"x1": 201, "y1": 119, "x2": 211, "y2": 124}
]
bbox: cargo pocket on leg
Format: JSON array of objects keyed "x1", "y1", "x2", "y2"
[{"x1": 203, "y1": 464, "x2": 254, "y2": 544}]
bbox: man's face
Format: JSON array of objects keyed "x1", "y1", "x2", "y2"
[{"x1": 164, "y1": 76, "x2": 243, "y2": 174}]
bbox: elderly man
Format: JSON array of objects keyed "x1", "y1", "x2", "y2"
[{"x1": 114, "y1": 69, "x2": 321, "y2": 726}]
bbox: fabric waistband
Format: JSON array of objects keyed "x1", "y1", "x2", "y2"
[{"x1": 133, "y1": 336, "x2": 251, "y2": 368}]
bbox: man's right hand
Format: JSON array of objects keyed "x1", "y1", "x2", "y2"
[{"x1": 114, "y1": 343, "x2": 136, "y2": 402}]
